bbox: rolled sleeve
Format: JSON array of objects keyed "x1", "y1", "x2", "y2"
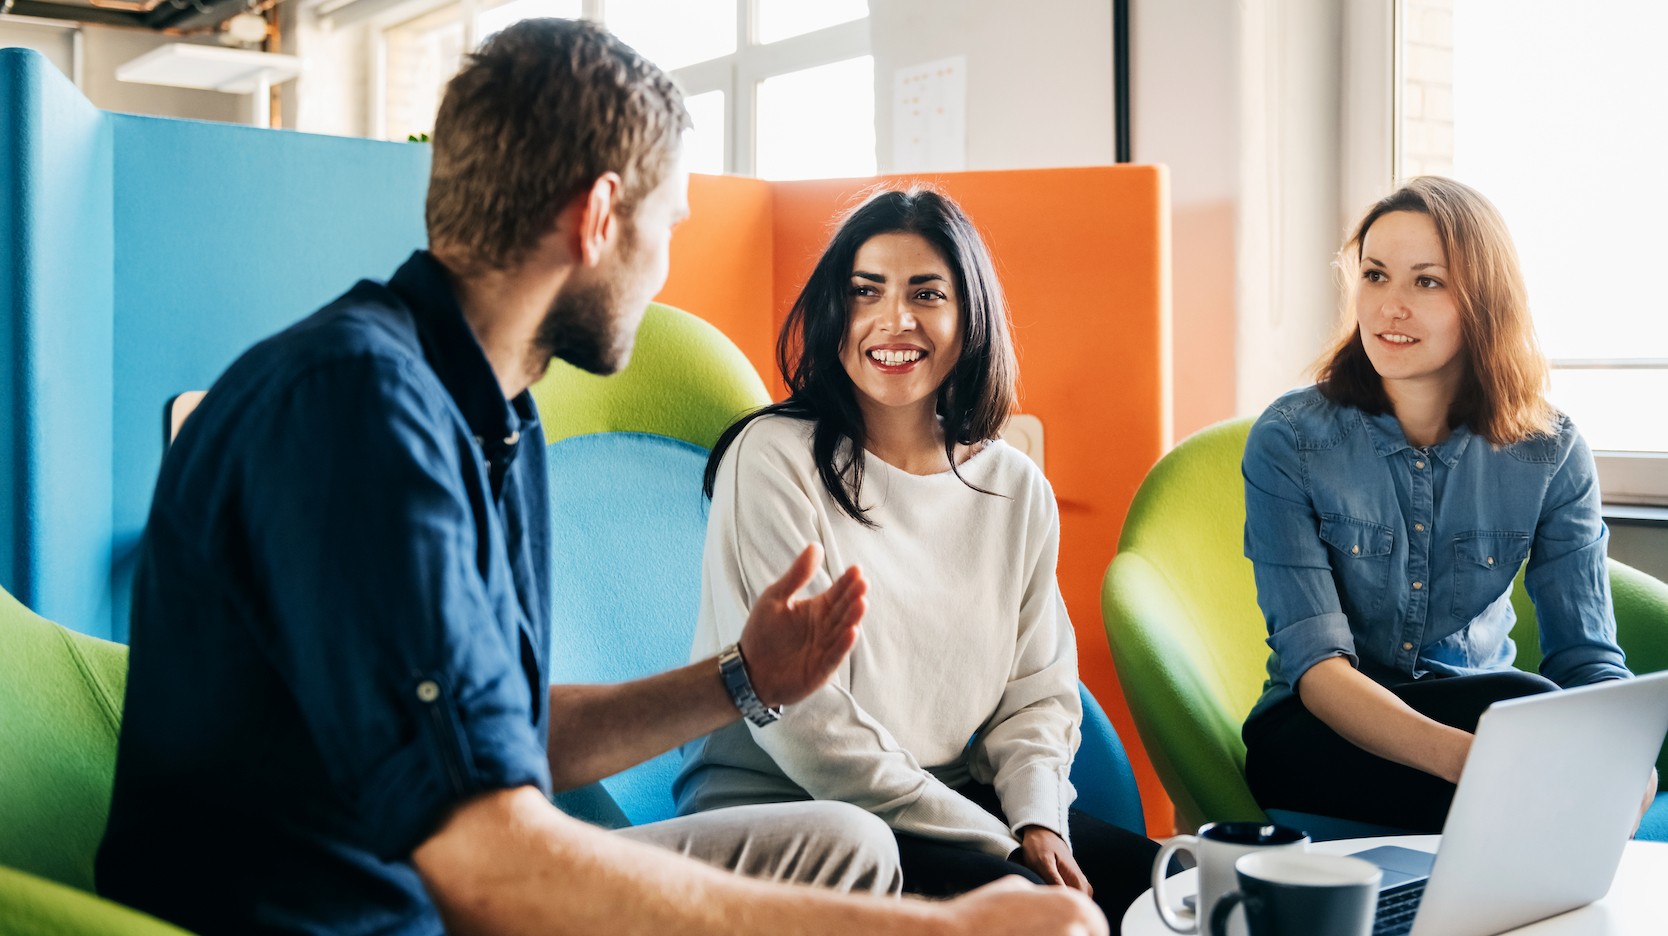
[
  {"x1": 244, "y1": 358, "x2": 550, "y2": 860},
  {"x1": 1524, "y1": 424, "x2": 1630, "y2": 688},
  {"x1": 1243, "y1": 411, "x2": 1358, "y2": 687}
]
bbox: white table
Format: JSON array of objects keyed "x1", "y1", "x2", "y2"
[{"x1": 1121, "y1": 835, "x2": 1668, "y2": 935}]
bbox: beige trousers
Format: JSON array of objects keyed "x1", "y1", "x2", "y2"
[{"x1": 614, "y1": 801, "x2": 903, "y2": 897}]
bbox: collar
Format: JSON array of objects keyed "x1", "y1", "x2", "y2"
[
  {"x1": 385, "y1": 251, "x2": 538, "y2": 461},
  {"x1": 1358, "y1": 407, "x2": 1473, "y2": 467}
]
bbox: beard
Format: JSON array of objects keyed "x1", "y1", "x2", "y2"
[{"x1": 531, "y1": 271, "x2": 635, "y2": 378}]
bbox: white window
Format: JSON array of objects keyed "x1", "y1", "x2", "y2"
[
  {"x1": 380, "y1": 3, "x2": 471, "y2": 141},
  {"x1": 373, "y1": 0, "x2": 874, "y2": 180},
  {"x1": 1389, "y1": 0, "x2": 1668, "y2": 502}
]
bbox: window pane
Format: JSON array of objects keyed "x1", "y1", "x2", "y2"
[
  {"x1": 605, "y1": 0, "x2": 736, "y2": 72},
  {"x1": 756, "y1": 0, "x2": 867, "y2": 44},
  {"x1": 682, "y1": 89, "x2": 726, "y2": 175},
  {"x1": 755, "y1": 56, "x2": 875, "y2": 181},
  {"x1": 383, "y1": 4, "x2": 468, "y2": 141},
  {"x1": 1398, "y1": 0, "x2": 1668, "y2": 451},
  {"x1": 1549, "y1": 368, "x2": 1668, "y2": 455},
  {"x1": 477, "y1": 0, "x2": 582, "y2": 42}
]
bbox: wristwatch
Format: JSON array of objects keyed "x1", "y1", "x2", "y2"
[{"x1": 718, "y1": 643, "x2": 782, "y2": 727}]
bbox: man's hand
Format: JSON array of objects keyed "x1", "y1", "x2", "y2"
[
  {"x1": 738, "y1": 543, "x2": 867, "y2": 707},
  {"x1": 940, "y1": 877, "x2": 1107, "y2": 936},
  {"x1": 1015, "y1": 826, "x2": 1092, "y2": 896}
]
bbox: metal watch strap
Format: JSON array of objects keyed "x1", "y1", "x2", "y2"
[{"x1": 718, "y1": 643, "x2": 782, "y2": 727}]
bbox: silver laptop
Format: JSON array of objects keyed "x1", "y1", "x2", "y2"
[{"x1": 1351, "y1": 669, "x2": 1668, "y2": 936}]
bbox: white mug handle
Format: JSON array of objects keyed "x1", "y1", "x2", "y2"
[{"x1": 1152, "y1": 834, "x2": 1200, "y2": 933}]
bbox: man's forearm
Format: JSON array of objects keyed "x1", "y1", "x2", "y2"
[
  {"x1": 415, "y1": 787, "x2": 952, "y2": 936},
  {"x1": 546, "y1": 659, "x2": 736, "y2": 790}
]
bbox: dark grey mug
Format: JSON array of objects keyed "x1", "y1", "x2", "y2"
[{"x1": 1209, "y1": 852, "x2": 1382, "y2": 936}]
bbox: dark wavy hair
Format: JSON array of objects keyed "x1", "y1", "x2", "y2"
[{"x1": 702, "y1": 186, "x2": 1018, "y2": 526}]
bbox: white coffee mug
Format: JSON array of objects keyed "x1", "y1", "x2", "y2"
[{"x1": 1151, "y1": 822, "x2": 1310, "y2": 935}]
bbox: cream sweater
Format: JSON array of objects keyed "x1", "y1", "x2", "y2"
[{"x1": 674, "y1": 414, "x2": 1081, "y2": 858}]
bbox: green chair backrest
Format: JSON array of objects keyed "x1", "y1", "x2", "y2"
[
  {"x1": 1104, "y1": 416, "x2": 1668, "y2": 831},
  {"x1": 0, "y1": 586, "x2": 128, "y2": 892},
  {"x1": 1102, "y1": 418, "x2": 1264, "y2": 831},
  {"x1": 530, "y1": 302, "x2": 772, "y2": 449},
  {"x1": 528, "y1": 302, "x2": 772, "y2": 826},
  {"x1": 1509, "y1": 560, "x2": 1668, "y2": 778}
]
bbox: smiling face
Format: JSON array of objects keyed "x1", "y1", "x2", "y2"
[
  {"x1": 1355, "y1": 209, "x2": 1468, "y2": 401},
  {"x1": 838, "y1": 231, "x2": 964, "y2": 421}
]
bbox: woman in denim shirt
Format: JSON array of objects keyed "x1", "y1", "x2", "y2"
[{"x1": 1240, "y1": 177, "x2": 1656, "y2": 832}]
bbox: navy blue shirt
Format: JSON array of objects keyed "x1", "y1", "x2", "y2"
[
  {"x1": 97, "y1": 252, "x2": 554, "y2": 935},
  {"x1": 1243, "y1": 386, "x2": 1630, "y2": 725}
]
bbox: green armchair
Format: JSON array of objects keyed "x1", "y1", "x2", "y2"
[
  {"x1": 1101, "y1": 417, "x2": 1668, "y2": 838},
  {"x1": 0, "y1": 585, "x2": 192, "y2": 934}
]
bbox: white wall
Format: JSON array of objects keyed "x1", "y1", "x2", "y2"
[
  {"x1": 1133, "y1": 0, "x2": 1377, "y2": 437},
  {"x1": 870, "y1": 0, "x2": 1115, "y2": 172},
  {"x1": 0, "y1": 19, "x2": 249, "y2": 124},
  {"x1": 0, "y1": 18, "x2": 75, "y2": 79},
  {"x1": 1234, "y1": 0, "x2": 1349, "y2": 418},
  {"x1": 78, "y1": 29, "x2": 245, "y2": 123},
  {"x1": 1130, "y1": 0, "x2": 1238, "y2": 439}
]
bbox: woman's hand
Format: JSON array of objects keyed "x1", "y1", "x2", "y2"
[
  {"x1": 1635, "y1": 768, "x2": 1659, "y2": 838},
  {"x1": 737, "y1": 544, "x2": 869, "y2": 708},
  {"x1": 1014, "y1": 826, "x2": 1092, "y2": 896}
]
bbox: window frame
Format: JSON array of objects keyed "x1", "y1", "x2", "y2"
[
  {"x1": 365, "y1": 0, "x2": 870, "y2": 173},
  {"x1": 659, "y1": 2, "x2": 870, "y2": 176}
]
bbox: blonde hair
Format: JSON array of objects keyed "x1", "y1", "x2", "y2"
[{"x1": 1316, "y1": 176, "x2": 1556, "y2": 445}]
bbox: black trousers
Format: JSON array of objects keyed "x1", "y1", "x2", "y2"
[
  {"x1": 892, "y1": 782, "x2": 1160, "y2": 923},
  {"x1": 1243, "y1": 669, "x2": 1558, "y2": 833}
]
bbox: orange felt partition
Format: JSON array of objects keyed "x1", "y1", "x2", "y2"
[
  {"x1": 656, "y1": 167, "x2": 1177, "y2": 836},
  {"x1": 657, "y1": 175, "x2": 779, "y2": 382}
]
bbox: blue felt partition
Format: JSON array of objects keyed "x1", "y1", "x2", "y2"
[
  {"x1": 1, "y1": 48, "x2": 431, "y2": 639},
  {"x1": 1, "y1": 50, "x2": 115, "y2": 638}
]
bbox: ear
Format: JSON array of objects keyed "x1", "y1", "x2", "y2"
[{"x1": 576, "y1": 172, "x2": 625, "y2": 267}]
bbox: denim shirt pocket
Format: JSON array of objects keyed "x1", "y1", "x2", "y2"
[
  {"x1": 1450, "y1": 530, "x2": 1531, "y2": 622},
  {"x1": 1319, "y1": 513, "x2": 1394, "y2": 618}
]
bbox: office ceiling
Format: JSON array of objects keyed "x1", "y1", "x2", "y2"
[{"x1": 3, "y1": 0, "x2": 252, "y2": 33}]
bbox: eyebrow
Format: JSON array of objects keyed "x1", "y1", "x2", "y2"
[
  {"x1": 1362, "y1": 256, "x2": 1447, "y2": 271},
  {"x1": 849, "y1": 271, "x2": 948, "y2": 284}
]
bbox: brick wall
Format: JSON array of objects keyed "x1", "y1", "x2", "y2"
[{"x1": 1400, "y1": 0, "x2": 1453, "y2": 179}]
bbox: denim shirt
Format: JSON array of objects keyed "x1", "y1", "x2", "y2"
[{"x1": 1242, "y1": 386, "x2": 1629, "y2": 725}]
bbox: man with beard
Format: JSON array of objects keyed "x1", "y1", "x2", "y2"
[{"x1": 94, "y1": 16, "x2": 1104, "y2": 936}]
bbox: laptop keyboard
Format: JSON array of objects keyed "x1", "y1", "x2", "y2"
[{"x1": 1372, "y1": 879, "x2": 1428, "y2": 936}]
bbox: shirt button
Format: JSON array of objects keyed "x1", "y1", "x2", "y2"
[
  {"x1": 1403, "y1": 642, "x2": 1414, "y2": 651},
  {"x1": 1415, "y1": 523, "x2": 1425, "y2": 532},
  {"x1": 504, "y1": 430, "x2": 521, "y2": 446},
  {"x1": 1351, "y1": 545, "x2": 1360, "y2": 555},
  {"x1": 1415, "y1": 460, "x2": 1426, "y2": 469},
  {"x1": 416, "y1": 680, "x2": 440, "y2": 703},
  {"x1": 1413, "y1": 581, "x2": 1423, "y2": 590},
  {"x1": 1487, "y1": 556, "x2": 1495, "y2": 566}
]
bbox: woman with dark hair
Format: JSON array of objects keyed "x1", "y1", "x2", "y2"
[
  {"x1": 673, "y1": 187, "x2": 1158, "y2": 917},
  {"x1": 1241, "y1": 176, "x2": 1656, "y2": 832}
]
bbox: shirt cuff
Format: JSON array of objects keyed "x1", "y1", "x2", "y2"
[
  {"x1": 1268, "y1": 611, "x2": 1358, "y2": 690},
  {"x1": 1543, "y1": 653, "x2": 1632, "y2": 689},
  {"x1": 997, "y1": 762, "x2": 1075, "y2": 849},
  {"x1": 358, "y1": 674, "x2": 551, "y2": 860}
]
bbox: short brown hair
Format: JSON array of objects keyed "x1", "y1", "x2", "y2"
[
  {"x1": 1317, "y1": 176, "x2": 1555, "y2": 445},
  {"x1": 425, "y1": 18, "x2": 689, "y2": 272}
]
